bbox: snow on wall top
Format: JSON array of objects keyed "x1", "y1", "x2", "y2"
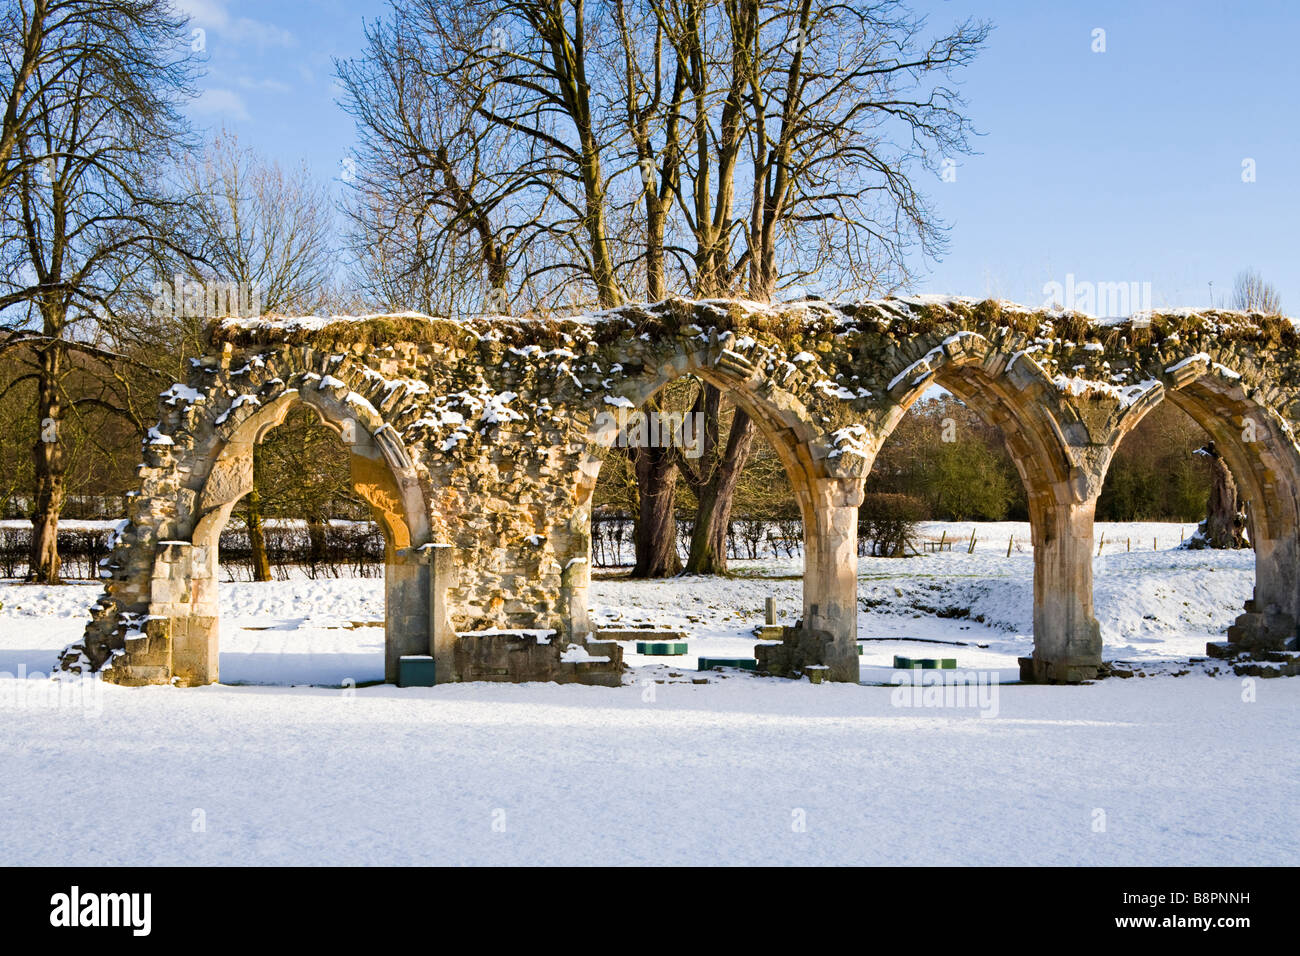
[
  {"x1": 217, "y1": 310, "x2": 438, "y2": 332},
  {"x1": 199, "y1": 296, "x2": 1300, "y2": 435},
  {"x1": 210, "y1": 296, "x2": 1298, "y2": 345}
]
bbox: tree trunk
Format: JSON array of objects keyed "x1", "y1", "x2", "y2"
[
  {"x1": 684, "y1": 403, "x2": 755, "y2": 574},
  {"x1": 306, "y1": 513, "x2": 329, "y2": 576},
  {"x1": 28, "y1": 338, "x2": 65, "y2": 584},
  {"x1": 1200, "y1": 442, "x2": 1247, "y2": 548},
  {"x1": 646, "y1": 198, "x2": 665, "y2": 301},
  {"x1": 246, "y1": 444, "x2": 271, "y2": 582},
  {"x1": 630, "y1": 444, "x2": 681, "y2": 577}
]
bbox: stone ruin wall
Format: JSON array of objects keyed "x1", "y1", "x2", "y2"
[{"x1": 60, "y1": 296, "x2": 1300, "y2": 686}]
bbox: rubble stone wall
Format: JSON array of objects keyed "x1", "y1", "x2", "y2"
[{"x1": 59, "y1": 297, "x2": 1300, "y2": 685}]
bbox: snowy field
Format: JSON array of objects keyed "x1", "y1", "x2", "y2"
[{"x1": 0, "y1": 521, "x2": 1296, "y2": 865}]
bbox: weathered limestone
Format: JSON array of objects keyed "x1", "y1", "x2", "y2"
[
  {"x1": 58, "y1": 297, "x2": 1300, "y2": 687},
  {"x1": 1111, "y1": 363, "x2": 1300, "y2": 656},
  {"x1": 757, "y1": 476, "x2": 863, "y2": 680},
  {"x1": 1021, "y1": 497, "x2": 1104, "y2": 683},
  {"x1": 453, "y1": 632, "x2": 623, "y2": 685},
  {"x1": 423, "y1": 544, "x2": 458, "y2": 683}
]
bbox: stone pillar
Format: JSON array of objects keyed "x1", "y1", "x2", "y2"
[
  {"x1": 1022, "y1": 494, "x2": 1103, "y2": 683},
  {"x1": 1253, "y1": 533, "x2": 1298, "y2": 622},
  {"x1": 801, "y1": 477, "x2": 862, "y2": 682},
  {"x1": 1227, "y1": 531, "x2": 1298, "y2": 652},
  {"x1": 170, "y1": 540, "x2": 220, "y2": 685},
  {"x1": 560, "y1": 555, "x2": 592, "y2": 643},
  {"x1": 558, "y1": 461, "x2": 597, "y2": 646},
  {"x1": 426, "y1": 544, "x2": 457, "y2": 683},
  {"x1": 386, "y1": 547, "x2": 433, "y2": 682},
  {"x1": 127, "y1": 539, "x2": 221, "y2": 687}
]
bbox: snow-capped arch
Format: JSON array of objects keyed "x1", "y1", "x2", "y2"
[
  {"x1": 1108, "y1": 347, "x2": 1300, "y2": 637},
  {"x1": 63, "y1": 346, "x2": 434, "y2": 685}
]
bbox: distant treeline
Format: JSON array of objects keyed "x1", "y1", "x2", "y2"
[
  {"x1": 861, "y1": 395, "x2": 1212, "y2": 523},
  {"x1": 591, "y1": 512, "x2": 805, "y2": 567},
  {"x1": 0, "y1": 521, "x2": 384, "y2": 582},
  {"x1": 0, "y1": 527, "x2": 111, "y2": 580},
  {"x1": 592, "y1": 393, "x2": 1215, "y2": 544}
]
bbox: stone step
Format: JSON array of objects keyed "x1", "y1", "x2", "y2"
[
  {"x1": 123, "y1": 633, "x2": 150, "y2": 655},
  {"x1": 118, "y1": 664, "x2": 171, "y2": 685},
  {"x1": 1225, "y1": 608, "x2": 1297, "y2": 651},
  {"x1": 453, "y1": 631, "x2": 624, "y2": 686},
  {"x1": 597, "y1": 628, "x2": 687, "y2": 643},
  {"x1": 1229, "y1": 658, "x2": 1300, "y2": 679}
]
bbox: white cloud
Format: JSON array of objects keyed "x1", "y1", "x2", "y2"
[
  {"x1": 226, "y1": 18, "x2": 295, "y2": 49},
  {"x1": 174, "y1": 0, "x2": 227, "y2": 24},
  {"x1": 191, "y1": 88, "x2": 251, "y2": 121},
  {"x1": 236, "y1": 76, "x2": 292, "y2": 94},
  {"x1": 176, "y1": 0, "x2": 296, "y2": 49}
]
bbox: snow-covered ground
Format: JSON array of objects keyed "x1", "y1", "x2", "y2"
[
  {"x1": 0, "y1": 521, "x2": 1295, "y2": 865},
  {"x1": 597, "y1": 520, "x2": 1250, "y2": 676}
]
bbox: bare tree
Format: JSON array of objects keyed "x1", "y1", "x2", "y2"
[
  {"x1": 0, "y1": 0, "x2": 51, "y2": 194},
  {"x1": 662, "y1": 0, "x2": 988, "y2": 573},
  {"x1": 180, "y1": 130, "x2": 336, "y2": 315},
  {"x1": 2, "y1": 1, "x2": 190, "y2": 196},
  {"x1": 0, "y1": 0, "x2": 195, "y2": 583},
  {"x1": 338, "y1": 7, "x2": 517, "y2": 314},
  {"x1": 339, "y1": 0, "x2": 986, "y2": 577},
  {"x1": 608, "y1": 0, "x2": 688, "y2": 302},
  {"x1": 1231, "y1": 269, "x2": 1281, "y2": 315},
  {"x1": 337, "y1": 0, "x2": 629, "y2": 314},
  {"x1": 176, "y1": 131, "x2": 337, "y2": 579}
]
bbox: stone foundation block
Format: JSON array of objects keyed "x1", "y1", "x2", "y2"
[
  {"x1": 755, "y1": 624, "x2": 858, "y2": 681},
  {"x1": 453, "y1": 632, "x2": 623, "y2": 686},
  {"x1": 1018, "y1": 655, "x2": 1099, "y2": 684}
]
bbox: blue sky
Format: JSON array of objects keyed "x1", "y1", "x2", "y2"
[{"x1": 178, "y1": 0, "x2": 1300, "y2": 312}]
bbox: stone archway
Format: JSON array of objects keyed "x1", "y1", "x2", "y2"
[
  {"x1": 1108, "y1": 357, "x2": 1300, "y2": 651},
  {"x1": 178, "y1": 388, "x2": 433, "y2": 684},
  {"x1": 571, "y1": 336, "x2": 865, "y2": 681},
  {"x1": 65, "y1": 354, "x2": 436, "y2": 687},
  {"x1": 869, "y1": 329, "x2": 1106, "y2": 682}
]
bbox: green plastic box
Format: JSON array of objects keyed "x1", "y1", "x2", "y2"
[
  {"x1": 637, "y1": 641, "x2": 689, "y2": 656},
  {"x1": 398, "y1": 655, "x2": 437, "y2": 687},
  {"x1": 698, "y1": 657, "x2": 758, "y2": 671},
  {"x1": 893, "y1": 655, "x2": 956, "y2": 670}
]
